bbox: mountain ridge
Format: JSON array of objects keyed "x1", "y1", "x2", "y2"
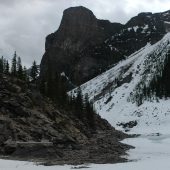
[
  {"x1": 76, "y1": 33, "x2": 170, "y2": 134},
  {"x1": 40, "y1": 6, "x2": 123, "y2": 85},
  {"x1": 40, "y1": 7, "x2": 170, "y2": 86}
]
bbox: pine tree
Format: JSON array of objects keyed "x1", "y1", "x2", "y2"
[
  {"x1": 84, "y1": 93, "x2": 95, "y2": 129},
  {"x1": 68, "y1": 91, "x2": 76, "y2": 111},
  {"x1": 30, "y1": 60, "x2": 38, "y2": 81},
  {"x1": 17, "y1": 57, "x2": 23, "y2": 79},
  {"x1": 23, "y1": 66, "x2": 28, "y2": 81},
  {"x1": 0, "y1": 56, "x2": 3, "y2": 74},
  {"x1": 4, "y1": 60, "x2": 9, "y2": 75},
  {"x1": 11, "y1": 51, "x2": 17, "y2": 76},
  {"x1": 75, "y1": 87, "x2": 84, "y2": 118}
]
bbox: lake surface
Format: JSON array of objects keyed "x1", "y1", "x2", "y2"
[{"x1": 1, "y1": 133, "x2": 170, "y2": 170}]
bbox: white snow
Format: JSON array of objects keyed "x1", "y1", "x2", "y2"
[
  {"x1": 163, "y1": 11, "x2": 170, "y2": 16},
  {"x1": 1, "y1": 134, "x2": 170, "y2": 170},
  {"x1": 126, "y1": 26, "x2": 138, "y2": 32},
  {"x1": 70, "y1": 33, "x2": 170, "y2": 169},
  {"x1": 127, "y1": 25, "x2": 149, "y2": 33},
  {"x1": 77, "y1": 33, "x2": 170, "y2": 135},
  {"x1": 143, "y1": 24, "x2": 149, "y2": 30},
  {"x1": 49, "y1": 33, "x2": 170, "y2": 170},
  {"x1": 141, "y1": 25, "x2": 149, "y2": 33},
  {"x1": 133, "y1": 26, "x2": 139, "y2": 32},
  {"x1": 164, "y1": 21, "x2": 170, "y2": 24}
]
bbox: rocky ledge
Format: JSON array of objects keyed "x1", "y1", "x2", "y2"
[{"x1": 0, "y1": 74, "x2": 132, "y2": 165}]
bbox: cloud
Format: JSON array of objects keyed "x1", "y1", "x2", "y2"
[
  {"x1": 0, "y1": 0, "x2": 72, "y2": 67},
  {"x1": 0, "y1": 0, "x2": 169, "y2": 67}
]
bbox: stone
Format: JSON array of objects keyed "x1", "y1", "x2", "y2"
[
  {"x1": 0, "y1": 71, "x2": 130, "y2": 165},
  {"x1": 40, "y1": 6, "x2": 123, "y2": 85}
]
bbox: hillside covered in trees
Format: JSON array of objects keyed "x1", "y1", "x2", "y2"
[{"x1": 0, "y1": 52, "x2": 131, "y2": 164}]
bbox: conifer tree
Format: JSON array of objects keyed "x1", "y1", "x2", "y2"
[
  {"x1": 4, "y1": 60, "x2": 9, "y2": 75},
  {"x1": 75, "y1": 87, "x2": 84, "y2": 118},
  {"x1": 11, "y1": 51, "x2": 17, "y2": 76},
  {"x1": 17, "y1": 57, "x2": 23, "y2": 79},
  {"x1": 0, "y1": 56, "x2": 3, "y2": 74},
  {"x1": 30, "y1": 60, "x2": 38, "y2": 81},
  {"x1": 84, "y1": 93, "x2": 95, "y2": 128},
  {"x1": 68, "y1": 91, "x2": 76, "y2": 111},
  {"x1": 23, "y1": 66, "x2": 28, "y2": 81}
]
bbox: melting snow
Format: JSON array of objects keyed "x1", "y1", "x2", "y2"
[
  {"x1": 133, "y1": 26, "x2": 139, "y2": 32},
  {"x1": 77, "y1": 33, "x2": 170, "y2": 135}
]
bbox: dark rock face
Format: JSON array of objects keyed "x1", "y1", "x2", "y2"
[
  {"x1": 99, "y1": 11, "x2": 170, "y2": 66},
  {"x1": 117, "y1": 121, "x2": 138, "y2": 129},
  {"x1": 0, "y1": 74, "x2": 131, "y2": 164},
  {"x1": 40, "y1": 6, "x2": 123, "y2": 85},
  {"x1": 40, "y1": 7, "x2": 170, "y2": 85},
  {"x1": 46, "y1": 6, "x2": 105, "y2": 51}
]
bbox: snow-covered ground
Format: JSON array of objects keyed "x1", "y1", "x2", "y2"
[
  {"x1": 1, "y1": 133, "x2": 170, "y2": 169},
  {"x1": 74, "y1": 32, "x2": 170, "y2": 135}
]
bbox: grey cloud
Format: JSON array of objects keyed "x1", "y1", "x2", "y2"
[
  {"x1": 0, "y1": 0, "x2": 72, "y2": 67},
  {"x1": 0, "y1": 0, "x2": 169, "y2": 67}
]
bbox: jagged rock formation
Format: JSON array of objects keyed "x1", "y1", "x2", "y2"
[
  {"x1": 40, "y1": 6, "x2": 123, "y2": 85},
  {"x1": 0, "y1": 74, "x2": 130, "y2": 164},
  {"x1": 104, "y1": 10, "x2": 170, "y2": 60}
]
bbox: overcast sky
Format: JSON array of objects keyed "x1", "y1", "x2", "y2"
[{"x1": 0, "y1": 0, "x2": 170, "y2": 67}]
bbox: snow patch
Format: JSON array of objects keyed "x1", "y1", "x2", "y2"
[
  {"x1": 77, "y1": 33, "x2": 170, "y2": 135},
  {"x1": 164, "y1": 21, "x2": 170, "y2": 24}
]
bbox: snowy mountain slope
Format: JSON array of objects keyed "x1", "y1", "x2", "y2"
[{"x1": 74, "y1": 33, "x2": 170, "y2": 134}]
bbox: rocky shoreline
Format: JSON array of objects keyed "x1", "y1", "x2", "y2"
[
  {"x1": 0, "y1": 130, "x2": 132, "y2": 165},
  {"x1": 0, "y1": 75, "x2": 132, "y2": 165}
]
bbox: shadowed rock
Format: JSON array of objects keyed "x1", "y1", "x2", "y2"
[{"x1": 40, "y1": 6, "x2": 123, "y2": 85}]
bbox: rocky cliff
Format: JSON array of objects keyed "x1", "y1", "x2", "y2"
[
  {"x1": 40, "y1": 6, "x2": 123, "y2": 85},
  {"x1": 0, "y1": 74, "x2": 130, "y2": 164}
]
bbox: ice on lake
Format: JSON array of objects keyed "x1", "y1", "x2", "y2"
[{"x1": 1, "y1": 133, "x2": 170, "y2": 170}]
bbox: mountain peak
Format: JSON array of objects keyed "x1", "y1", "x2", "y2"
[
  {"x1": 58, "y1": 6, "x2": 98, "y2": 41},
  {"x1": 137, "y1": 12, "x2": 152, "y2": 16},
  {"x1": 41, "y1": 6, "x2": 113, "y2": 84},
  {"x1": 63, "y1": 6, "x2": 94, "y2": 16},
  {"x1": 61, "y1": 6, "x2": 96, "y2": 24}
]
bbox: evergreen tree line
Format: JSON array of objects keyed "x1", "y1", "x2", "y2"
[
  {"x1": 0, "y1": 51, "x2": 39, "y2": 81},
  {"x1": 144, "y1": 50, "x2": 170, "y2": 99},
  {"x1": 0, "y1": 56, "x2": 10, "y2": 75},
  {"x1": 40, "y1": 69, "x2": 96, "y2": 129},
  {"x1": 70, "y1": 88, "x2": 96, "y2": 129},
  {"x1": 128, "y1": 49, "x2": 170, "y2": 106},
  {"x1": 1, "y1": 51, "x2": 96, "y2": 128}
]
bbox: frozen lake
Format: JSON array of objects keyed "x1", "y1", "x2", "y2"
[{"x1": 1, "y1": 133, "x2": 170, "y2": 170}]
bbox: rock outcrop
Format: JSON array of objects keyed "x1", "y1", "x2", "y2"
[
  {"x1": 0, "y1": 74, "x2": 131, "y2": 164},
  {"x1": 40, "y1": 6, "x2": 123, "y2": 85}
]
